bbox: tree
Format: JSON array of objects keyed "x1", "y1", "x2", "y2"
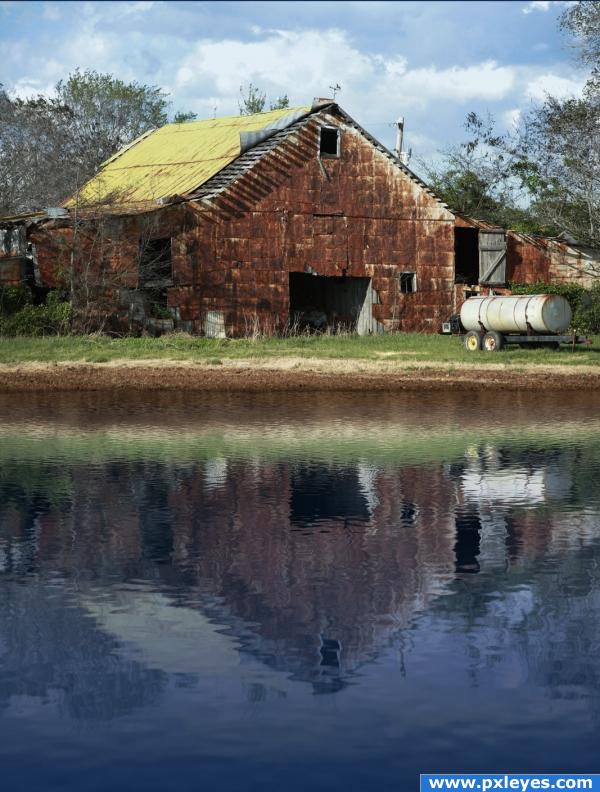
[
  {"x1": 0, "y1": 85, "x2": 73, "y2": 215},
  {"x1": 173, "y1": 110, "x2": 198, "y2": 124},
  {"x1": 0, "y1": 70, "x2": 197, "y2": 214},
  {"x1": 239, "y1": 83, "x2": 290, "y2": 115},
  {"x1": 560, "y1": 1, "x2": 600, "y2": 66},
  {"x1": 421, "y1": 1, "x2": 600, "y2": 245},
  {"x1": 270, "y1": 95, "x2": 289, "y2": 111},
  {"x1": 420, "y1": 113, "x2": 550, "y2": 233},
  {"x1": 518, "y1": 80, "x2": 600, "y2": 247},
  {"x1": 55, "y1": 69, "x2": 169, "y2": 183},
  {"x1": 238, "y1": 83, "x2": 266, "y2": 115},
  {"x1": 514, "y1": 2, "x2": 600, "y2": 247}
]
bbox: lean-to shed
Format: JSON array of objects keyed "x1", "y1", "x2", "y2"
[{"x1": 454, "y1": 213, "x2": 600, "y2": 311}]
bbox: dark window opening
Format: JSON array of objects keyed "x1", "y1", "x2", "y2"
[
  {"x1": 454, "y1": 227, "x2": 479, "y2": 284},
  {"x1": 319, "y1": 126, "x2": 340, "y2": 157},
  {"x1": 320, "y1": 638, "x2": 342, "y2": 668},
  {"x1": 139, "y1": 237, "x2": 172, "y2": 287},
  {"x1": 399, "y1": 272, "x2": 416, "y2": 293},
  {"x1": 454, "y1": 511, "x2": 482, "y2": 574},
  {"x1": 139, "y1": 237, "x2": 172, "y2": 321},
  {"x1": 290, "y1": 465, "x2": 371, "y2": 529}
]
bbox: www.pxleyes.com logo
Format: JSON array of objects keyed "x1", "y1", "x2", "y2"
[{"x1": 420, "y1": 775, "x2": 600, "y2": 791}]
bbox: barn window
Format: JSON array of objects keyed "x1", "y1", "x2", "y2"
[
  {"x1": 399, "y1": 272, "x2": 417, "y2": 293},
  {"x1": 139, "y1": 237, "x2": 172, "y2": 287},
  {"x1": 319, "y1": 126, "x2": 340, "y2": 157}
]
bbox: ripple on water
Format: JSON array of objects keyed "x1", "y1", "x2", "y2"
[{"x1": 0, "y1": 391, "x2": 599, "y2": 788}]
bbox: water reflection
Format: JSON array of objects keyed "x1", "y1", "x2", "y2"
[{"x1": 0, "y1": 392, "x2": 599, "y2": 787}]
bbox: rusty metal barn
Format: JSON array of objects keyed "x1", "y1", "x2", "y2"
[{"x1": 1, "y1": 100, "x2": 598, "y2": 336}]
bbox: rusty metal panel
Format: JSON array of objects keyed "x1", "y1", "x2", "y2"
[
  {"x1": 0, "y1": 259, "x2": 23, "y2": 285},
  {"x1": 184, "y1": 113, "x2": 455, "y2": 335},
  {"x1": 505, "y1": 231, "x2": 600, "y2": 288}
]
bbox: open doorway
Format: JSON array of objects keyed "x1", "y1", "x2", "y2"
[
  {"x1": 454, "y1": 227, "x2": 479, "y2": 284},
  {"x1": 289, "y1": 272, "x2": 373, "y2": 334}
]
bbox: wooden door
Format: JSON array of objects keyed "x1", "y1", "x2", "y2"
[{"x1": 479, "y1": 230, "x2": 507, "y2": 285}]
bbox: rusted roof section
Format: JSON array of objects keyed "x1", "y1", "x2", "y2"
[
  {"x1": 189, "y1": 112, "x2": 317, "y2": 203},
  {"x1": 454, "y1": 212, "x2": 502, "y2": 231},
  {"x1": 69, "y1": 107, "x2": 312, "y2": 207}
]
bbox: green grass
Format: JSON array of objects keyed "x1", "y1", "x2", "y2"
[{"x1": 0, "y1": 332, "x2": 598, "y2": 366}]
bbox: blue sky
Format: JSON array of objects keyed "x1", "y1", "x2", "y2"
[{"x1": 0, "y1": 0, "x2": 586, "y2": 163}]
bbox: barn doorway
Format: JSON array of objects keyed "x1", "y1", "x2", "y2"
[
  {"x1": 454, "y1": 227, "x2": 479, "y2": 284},
  {"x1": 289, "y1": 272, "x2": 374, "y2": 334}
]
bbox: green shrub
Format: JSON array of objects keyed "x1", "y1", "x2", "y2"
[
  {"x1": 572, "y1": 282, "x2": 600, "y2": 335},
  {"x1": 150, "y1": 305, "x2": 173, "y2": 320},
  {"x1": 510, "y1": 281, "x2": 588, "y2": 311},
  {"x1": 0, "y1": 286, "x2": 31, "y2": 315},
  {"x1": 0, "y1": 292, "x2": 72, "y2": 337}
]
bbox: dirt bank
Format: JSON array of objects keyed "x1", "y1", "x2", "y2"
[{"x1": 1, "y1": 357, "x2": 600, "y2": 392}]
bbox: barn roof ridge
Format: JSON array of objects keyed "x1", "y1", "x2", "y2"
[
  {"x1": 187, "y1": 103, "x2": 452, "y2": 214},
  {"x1": 66, "y1": 101, "x2": 453, "y2": 214}
]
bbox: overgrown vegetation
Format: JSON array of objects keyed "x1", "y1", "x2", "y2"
[{"x1": 0, "y1": 287, "x2": 71, "y2": 337}]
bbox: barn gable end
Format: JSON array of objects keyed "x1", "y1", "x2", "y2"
[{"x1": 167, "y1": 106, "x2": 455, "y2": 335}]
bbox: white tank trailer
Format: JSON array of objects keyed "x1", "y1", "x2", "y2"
[{"x1": 458, "y1": 295, "x2": 586, "y2": 352}]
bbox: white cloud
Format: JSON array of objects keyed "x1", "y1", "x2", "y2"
[
  {"x1": 383, "y1": 59, "x2": 516, "y2": 104},
  {"x1": 11, "y1": 79, "x2": 56, "y2": 99},
  {"x1": 522, "y1": 0, "x2": 574, "y2": 14},
  {"x1": 173, "y1": 29, "x2": 517, "y2": 123},
  {"x1": 121, "y1": 1, "x2": 156, "y2": 14},
  {"x1": 523, "y1": 1, "x2": 551, "y2": 14},
  {"x1": 502, "y1": 108, "x2": 522, "y2": 130},
  {"x1": 0, "y1": 6, "x2": 587, "y2": 160},
  {"x1": 525, "y1": 72, "x2": 585, "y2": 100}
]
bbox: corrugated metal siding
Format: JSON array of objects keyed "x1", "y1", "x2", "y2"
[
  {"x1": 169, "y1": 111, "x2": 455, "y2": 335},
  {"x1": 507, "y1": 233, "x2": 600, "y2": 288}
]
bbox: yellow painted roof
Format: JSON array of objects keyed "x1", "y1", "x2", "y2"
[{"x1": 71, "y1": 106, "x2": 311, "y2": 206}]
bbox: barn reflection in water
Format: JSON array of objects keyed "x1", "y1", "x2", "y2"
[{"x1": 0, "y1": 428, "x2": 598, "y2": 709}]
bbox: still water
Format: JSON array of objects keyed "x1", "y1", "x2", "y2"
[{"x1": 0, "y1": 390, "x2": 600, "y2": 791}]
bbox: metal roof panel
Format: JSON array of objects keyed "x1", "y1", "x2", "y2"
[{"x1": 71, "y1": 107, "x2": 311, "y2": 206}]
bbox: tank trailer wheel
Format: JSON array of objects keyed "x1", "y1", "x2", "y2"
[
  {"x1": 483, "y1": 331, "x2": 504, "y2": 352},
  {"x1": 464, "y1": 331, "x2": 483, "y2": 352}
]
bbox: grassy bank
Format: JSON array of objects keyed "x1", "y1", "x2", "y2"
[{"x1": 0, "y1": 333, "x2": 599, "y2": 366}]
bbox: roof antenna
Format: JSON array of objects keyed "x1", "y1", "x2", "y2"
[{"x1": 329, "y1": 83, "x2": 341, "y2": 101}]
